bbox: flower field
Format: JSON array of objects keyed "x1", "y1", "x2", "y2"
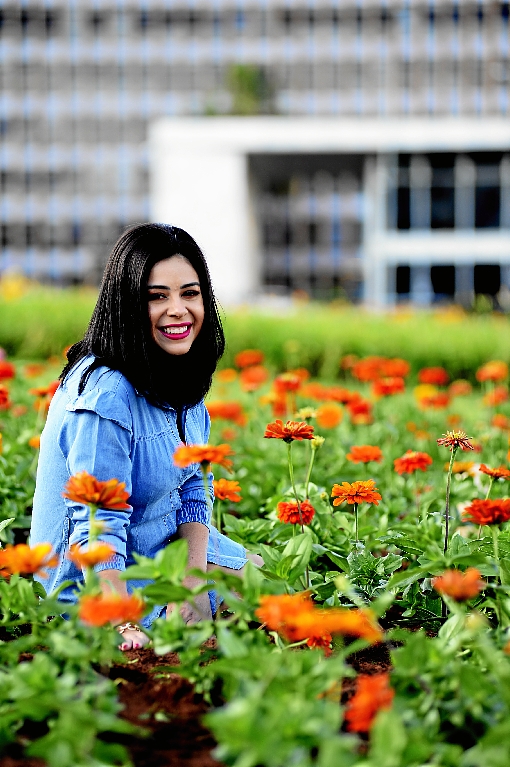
[{"x1": 2, "y1": 347, "x2": 510, "y2": 765}]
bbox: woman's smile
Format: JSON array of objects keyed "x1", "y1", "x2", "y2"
[{"x1": 148, "y1": 255, "x2": 205, "y2": 356}]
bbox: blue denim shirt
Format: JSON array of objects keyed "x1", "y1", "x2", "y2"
[{"x1": 30, "y1": 356, "x2": 218, "y2": 614}]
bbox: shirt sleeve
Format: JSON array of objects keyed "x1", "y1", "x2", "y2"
[
  {"x1": 58, "y1": 390, "x2": 134, "y2": 572},
  {"x1": 176, "y1": 402, "x2": 213, "y2": 528}
]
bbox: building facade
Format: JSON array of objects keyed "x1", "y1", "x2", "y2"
[{"x1": 0, "y1": 1, "x2": 509, "y2": 302}]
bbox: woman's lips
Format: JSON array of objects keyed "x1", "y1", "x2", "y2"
[{"x1": 158, "y1": 324, "x2": 191, "y2": 340}]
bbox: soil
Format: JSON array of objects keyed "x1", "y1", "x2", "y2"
[{"x1": 0, "y1": 639, "x2": 393, "y2": 767}]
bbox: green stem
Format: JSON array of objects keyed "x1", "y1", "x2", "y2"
[
  {"x1": 354, "y1": 502, "x2": 359, "y2": 543},
  {"x1": 287, "y1": 441, "x2": 309, "y2": 588},
  {"x1": 304, "y1": 445, "x2": 316, "y2": 500},
  {"x1": 485, "y1": 477, "x2": 494, "y2": 500},
  {"x1": 444, "y1": 447, "x2": 458, "y2": 555},
  {"x1": 491, "y1": 525, "x2": 503, "y2": 626},
  {"x1": 216, "y1": 500, "x2": 223, "y2": 535}
]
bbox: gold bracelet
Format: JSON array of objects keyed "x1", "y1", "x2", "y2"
[{"x1": 116, "y1": 622, "x2": 141, "y2": 635}]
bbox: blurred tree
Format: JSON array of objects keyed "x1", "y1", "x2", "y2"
[{"x1": 227, "y1": 64, "x2": 273, "y2": 115}]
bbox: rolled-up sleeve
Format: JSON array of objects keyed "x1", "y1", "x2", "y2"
[{"x1": 58, "y1": 394, "x2": 133, "y2": 572}]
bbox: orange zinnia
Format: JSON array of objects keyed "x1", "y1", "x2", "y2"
[
  {"x1": 240, "y1": 365, "x2": 269, "y2": 392},
  {"x1": 234, "y1": 349, "x2": 264, "y2": 369},
  {"x1": 393, "y1": 450, "x2": 433, "y2": 475},
  {"x1": 264, "y1": 419, "x2": 315, "y2": 442},
  {"x1": 0, "y1": 361, "x2": 15, "y2": 380},
  {"x1": 173, "y1": 444, "x2": 234, "y2": 470},
  {"x1": 437, "y1": 430, "x2": 474, "y2": 452},
  {"x1": 78, "y1": 593, "x2": 145, "y2": 627},
  {"x1": 276, "y1": 499, "x2": 315, "y2": 525},
  {"x1": 29, "y1": 380, "x2": 60, "y2": 399},
  {"x1": 448, "y1": 461, "x2": 475, "y2": 475},
  {"x1": 316, "y1": 403, "x2": 343, "y2": 429},
  {"x1": 0, "y1": 385, "x2": 11, "y2": 411},
  {"x1": 418, "y1": 367, "x2": 449, "y2": 386},
  {"x1": 351, "y1": 356, "x2": 387, "y2": 382},
  {"x1": 300, "y1": 382, "x2": 329, "y2": 401},
  {"x1": 0, "y1": 542, "x2": 58, "y2": 578},
  {"x1": 449, "y1": 379, "x2": 472, "y2": 397},
  {"x1": 372, "y1": 377, "x2": 405, "y2": 398},
  {"x1": 380, "y1": 358, "x2": 410, "y2": 378},
  {"x1": 63, "y1": 471, "x2": 130, "y2": 510},
  {"x1": 463, "y1": 498, "x2": 510, "y2": 526},
  {"x1": 28, "y1": 435, "x2": 41, "y2": 449},
  {"x1": 67, "y1": 542, "x2": 116, "y2": 568},
  {"x1": 206, "y1": 401, "x2": 246, "y2": 426},
  {"x1": 480, "y1": 464, "x2": 510, "y2": 480},
  {"x1": 273, "y1": 373, "x2": 301, "y2": 393},
  {"x1": 347, "y1": 398, "x2": 373, "y2": 425},
  {"x1": 326, "y1": 387, "x2": 361, "y2": 405},
  {"x1": 216, "y1": 368, "x2": 237, "y2": 383},
  {"x1": 346, "y1": 445, "x2": 383, "y2": 464},
  {"x1": 484, "y1": 386, "x2": 509, "y2": 407},
  {"x1": 476, "y1": 360, "x2": 508, "y2": 383},
  {"x1": 432, "y1": 568, "x2": 486, "y2": 601},
  {"x1": 419, "y1": 392, "x2": 450, "y2": 409},
  {"x1": 492, "y1": 414, "x2": 510, "y2": 430},
  {"x1": 255, "y1": 593, "x2": 382, "y2": 644},
  {"x1": 344, "y1": 673, "x2": 394, "y2": 733},
  {"x1": 213, "y1": 478, "x2": 242, "y2": 502},
  {"x1": 331, "y1": 480, "x2": 382, "y2": 506}
]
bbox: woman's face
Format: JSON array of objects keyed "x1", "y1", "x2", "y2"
[{"x1": 147, "y1": 255, "x2": 205, "y2": 356}]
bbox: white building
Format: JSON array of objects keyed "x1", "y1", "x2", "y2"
[{"x1": 151, "y1": 115, "x2": 510, "y2": 306}]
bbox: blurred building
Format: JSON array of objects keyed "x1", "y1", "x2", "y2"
[{"x1": 1, "y1": 1, "x2": 510, "y2": 304}]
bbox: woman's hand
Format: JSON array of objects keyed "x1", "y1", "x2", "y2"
[
  {"x1": 97, "y1": 569, "x2": 151, "y2": 651},
  {"x1": 166, "y1": 590, "x2": 212, "y2": 624}
]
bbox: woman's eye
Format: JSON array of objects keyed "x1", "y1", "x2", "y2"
[
  {"x1": 148, "y1": 293, "x2": 166, "y2": 301},
  {"x1": 182, "y1": 290, "x2": 200, "y2": 298}
]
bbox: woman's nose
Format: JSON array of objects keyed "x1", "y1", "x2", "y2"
[{"x1": 166, "y1": 297, "x2": 186, "y2": 317}]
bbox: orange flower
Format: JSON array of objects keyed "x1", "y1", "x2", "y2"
[
  {"x1": 449, "y1": 379, "x2": 472, "y2": 397},
  {"x1": 288, "y1": 367, "x2": 310, "y2": 382},
  {"x1": 448, "y1": 461, "x2": 475, "y2": 475},
  {"x1": 63, "y1": 471, "x2": 130, "y2": 509},
  {"x1": 347, "y1": 398, "x2": 373, "y2": 425},
  {"x1": 78, "y1": 593, "x2": 145, "y2": 627},
  {"x1": 437, "y1": 430, "x2": 474, "y2": 452},
  {"x1": 418, "y1": 367, "x2": 449, "y2": 386},
  {"x1": 173, "y1": 444, "x2": 234, "y2": 471},
  {"x1": 240, "y1": 365, "x2": 269, "y2": 392},
  {"x1": 0, "y1": 361, "x2": 15, "y2": 380},
  {"x1": 393, "y1": 450, "x2": 433, "y2": 475},
  {"x1": 331, "y1": 480, "x2": 382, "y2": 506},
  {"x1": 273, "y1": 373, "x2": 301, "y2": 394},
  {"x1": 0, "y1": 543, "x2": 58, "y2": 578},
  {"x1": 206, "y1": 401, "x2": 246, "y2": 426},
  {"x1": 316, "y1": 403, "x2": 343, "y2": 429},
  {"x1": 380, "y1": 358, "x2": 410, "y2": 378},
  {"x1": 345, "y1": 673, "x2": 394, "y2": 733},
  {"x1": 352, "y1": 357, "x2": 387, "y2": 382},
  {"x1": 340, "y1": 354, "x2": 358, "y2": 370},
  {"x1": 300, "y1": 382, "x2": 329, "y2": 401},
  {"x1": 67, "y1": 542, "x2": 116, "y2": 568},
  {"x1": 29, "y1": 381, "x2": 60, "y2": 399},
  {"x1": 235, "y1": 349, "x2": 264, "y2": 369},
  {"x1": 0, "y1": 385, "x2": 11, "y2": 411},
  {"x1": 213, "y1": 478, "x2": 242, "y2": 502},
  {"x1": 346, "y1": 445, "x2": 383, "y2": 464},
  {"x1": 277, "y1": 499, "x2": 315, "y2": 525},
  {"x1": 419, "y1": 392, "x2": 450, "y2": 409},
  {"x1": 307, "y1": 632, "x2": 333, "y2": 655},
  {"x1": 463, "y1": 498, "x2": 510, "y2": 526},
  {"x1": 480, "y1": 464, "x2": 510, "y2": 480},
  {"x1": 492, "y1": 414, "x2": 510, "y2": 430},
  {"x1": 476, "y1": 360, "x2": 508, "y2": 383},
  {"x1": 216, "y1": 368, "x2": 237, "y2": 383},
  {"x1": 484, "y1": 386, "x2": 509, "y2": 407},
  {"x1": 255, "y1": 593, "x2": 382, "y2": 644},
  {"x1": 220, "y1": 427, "x2": 238, "y2": 442},
  {"x1": 264, "y1": 419, "x2": 315, "y2": 442},
  {"x1": 372, "y1": 377, "x2": 405, "y2": 398},
  {"x1": 432, "y1": 568, "x2": 486, "y2": 601},
  {"x1": 23, "y1": 363, "x2": 46, "y2": 378},
  {"x1": 326, "y1": 387, "x2": 361, "y2": 405},
  {"x1": 28, "y1": 435, "x2": 41, "y2": 449}
]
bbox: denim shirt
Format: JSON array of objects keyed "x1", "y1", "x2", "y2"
[{"x1": 30, "y1": 356, "x2": 214, "y2": 604}]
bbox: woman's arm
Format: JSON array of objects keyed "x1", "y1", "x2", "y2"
[{"x1": 167, "y1": 521, "x2": 212, "y2": 623}]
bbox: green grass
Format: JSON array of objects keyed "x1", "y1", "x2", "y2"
[{"x1": 0, "y1": 284, "x2": 508, "y2": 377}]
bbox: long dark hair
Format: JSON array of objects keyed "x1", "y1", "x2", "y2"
[{"x1": 62, "y1": 223, "x2": 225, "y2": 408}]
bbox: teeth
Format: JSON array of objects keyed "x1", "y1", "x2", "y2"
[{"x1": 164, "y1": 326, "x2": 189, "y2": 335}]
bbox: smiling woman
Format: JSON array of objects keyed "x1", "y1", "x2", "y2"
[{"x1": 30, "y1": 223, "x2": 256, "y2": 652}]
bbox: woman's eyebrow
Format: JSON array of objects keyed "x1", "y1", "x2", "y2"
[{"x1": 147, "y1": 282, "x2": 200, "y2": 290}]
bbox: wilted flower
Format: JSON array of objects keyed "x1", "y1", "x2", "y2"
[
  {"x1": 344, "y1": 673, "x2": 394, "y2": 733},
  {"x1": 264, "y1": 419, "x2": 315, "y2": 442},
  {"x1": 63, "y1": 471, "x2": 130, "y2": 510},
  {"x1": 0, "y1": 542, "x2": 58, "y2": 578},
  {"x1": 67, "y1": 542, "x2": 116, "y2": 568},
  {"x1": 463, "y1": 498, "x2": 510, "y2": 526},
  {"x1": 437, "y1": 430, "x2": 475, "y2": 452},
  {"x1": 78, "y1": 593, "x2": 145, "y2": 627},
  {"x1": 277, "y1": 499, "x2": 315, "y2": 525},
  {"x1": 432, "y1": 568, "x2": 486, "y2": 601},
  {"x1": 173, "y1": 444, "x2": 234, "y2": 471},
  {"x1": 393, "y1": 450, "x2": 433, "y2": 475},
  {"x1": 346, "y1": 445, "x2": 383, "y2": 464},
  {"x1": 213, "y1": 478, "x2": 242, "y2": 502},
  {"x1": 331, "y1": 480, "x2": 382, "y2": 506}
]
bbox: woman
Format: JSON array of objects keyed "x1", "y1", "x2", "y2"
[{"x1": 31, "y1": 223, "x2": 259, "y2": 651}]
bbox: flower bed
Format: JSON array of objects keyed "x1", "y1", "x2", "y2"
[{"x1": 1, "y1": 351, "x2": 510, "y2": 765}]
